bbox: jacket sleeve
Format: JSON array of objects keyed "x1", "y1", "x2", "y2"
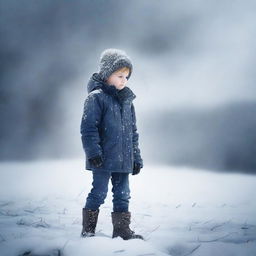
[
  {"x1": 131, "y1": 103, "x2": 143, "y2": 168},
  {"x1": 80, "y1": 92, "x2": 103, "y2": 159}
]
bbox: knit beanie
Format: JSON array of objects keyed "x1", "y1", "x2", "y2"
[{"x1": 98, "y1": 48, "x2": 133, "y2": 82}]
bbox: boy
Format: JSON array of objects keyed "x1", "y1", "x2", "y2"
[{"x1": 80, "y1": 48, "x2": 144, "y2": 240}]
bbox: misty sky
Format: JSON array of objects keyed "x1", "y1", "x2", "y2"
[
  {"x1": 125, "y1": 0, "x2": 256, "y2": 111},
  {"x1": 2, "y1": 0, "x2": 255, "y2": 111},
  {"x1": 1, "y1": 0, "x2": 256, "y2": 172}
]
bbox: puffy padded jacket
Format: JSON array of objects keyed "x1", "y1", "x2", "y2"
[{"x1": 80, "y1": 73, "x2": 143, "y2": 173}]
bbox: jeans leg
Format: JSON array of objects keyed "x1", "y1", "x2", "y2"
[
  {"x1": 111, "y1": 172, "x2": 131, "y2": 212},
  {"x1": 85, "y1": 171, "x2": 111, "y2": 210}
]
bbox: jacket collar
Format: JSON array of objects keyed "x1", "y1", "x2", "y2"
[{"x1": 87, "y1": 73, "x2": 136, "y2": 103}]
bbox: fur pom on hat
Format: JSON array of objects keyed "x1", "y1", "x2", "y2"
[{"x1": 98, "y1": 48, "x2": 133, "y2": 82}]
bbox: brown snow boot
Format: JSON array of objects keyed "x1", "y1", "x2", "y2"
[
  {"x1": 81, "y1": 208, "x2": 99, "y2": 237},
  {"x1": 111, "y1": 211, "x2": 144, "y2": 240}
]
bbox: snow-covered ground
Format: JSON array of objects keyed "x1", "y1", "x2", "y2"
[{"x1": 0, "y1": 159, "x2": 255, "y2": 256}]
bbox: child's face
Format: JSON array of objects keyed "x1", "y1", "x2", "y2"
[{"x1": 106, "y1": 69, "x2": 130, "y2": 90}]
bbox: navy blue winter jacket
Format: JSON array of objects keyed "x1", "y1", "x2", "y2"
[{"x1": 80, "y1": 73, "x2": 143, "y2": 173}]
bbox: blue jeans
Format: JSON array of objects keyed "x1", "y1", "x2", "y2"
[{"x1": 85, "y1": 171, "x2": 131, "y2": 212}]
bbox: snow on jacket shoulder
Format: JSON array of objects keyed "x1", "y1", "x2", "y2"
[{"x1": 80, "y1": 73, "x2": 143, "y2": 173}]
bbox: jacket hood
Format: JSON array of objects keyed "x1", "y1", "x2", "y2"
[
  {"x1": 87, "y1": 73, "x2": 104, "y2": 93},
  {"x1": 87, "y1": 73, "x2": 136, "y2": 103}
]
